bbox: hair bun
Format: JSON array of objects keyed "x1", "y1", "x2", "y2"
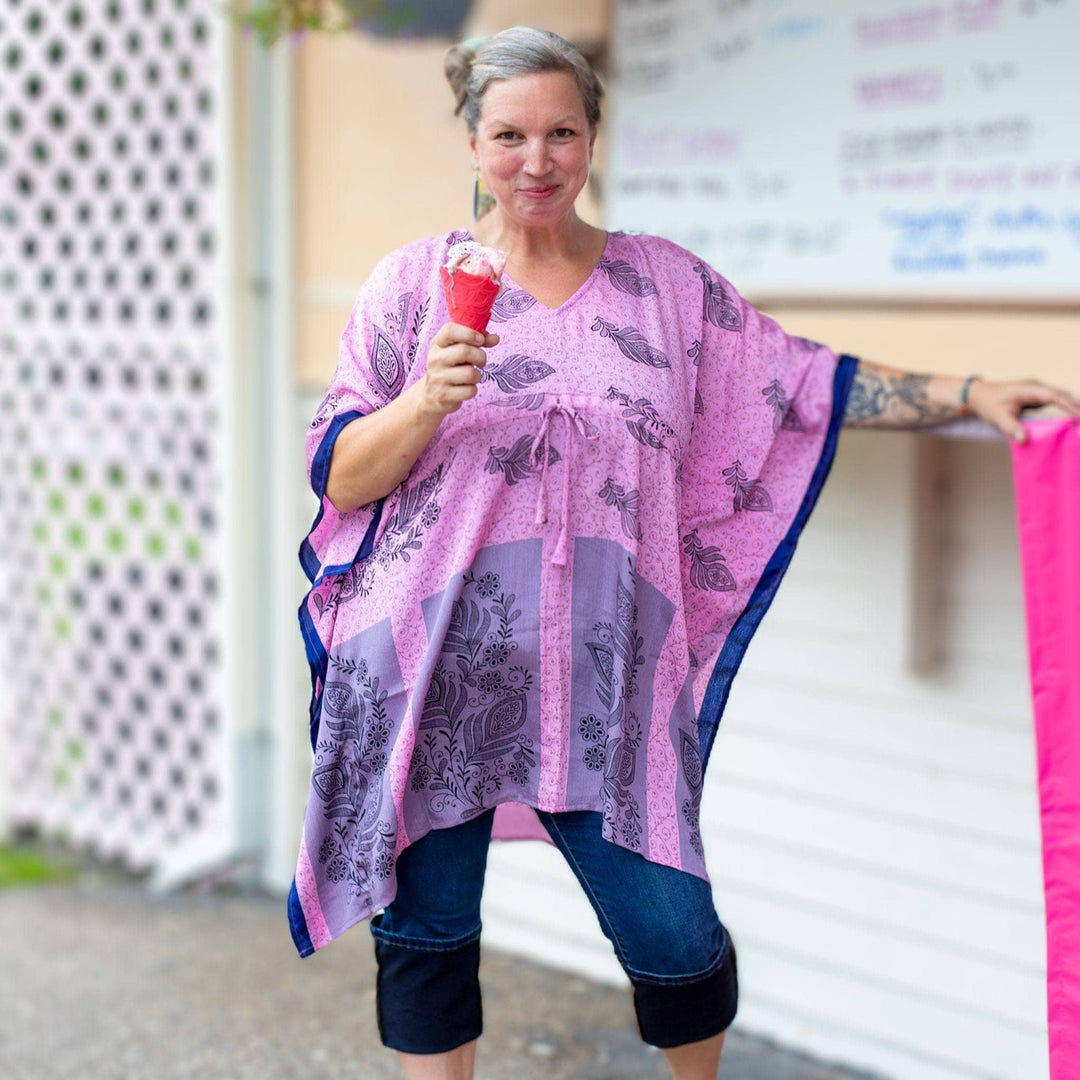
[{"x1": 444, "y1": 42, "x2": 474, "y2": 116}]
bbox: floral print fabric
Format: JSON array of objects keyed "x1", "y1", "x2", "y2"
[{"x1": 289, "y1": 230, "x2": 853, "y2": 956}]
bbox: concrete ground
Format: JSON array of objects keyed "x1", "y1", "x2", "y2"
[{"x1": 0, "y1": 874, "x2": 880, "y2": 1080}]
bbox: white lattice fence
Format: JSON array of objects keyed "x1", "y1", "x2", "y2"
[{"x1": 0, "y1": 0, "x2": 230, "y2": 870}]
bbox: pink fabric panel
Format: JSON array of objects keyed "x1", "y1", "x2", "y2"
[
  {"x1": 492, "y1": 802, "x2": 551, "y2": 842},
  {"x1": 1011, "y1": 417, "x2": 1080, "y2": 1079},
  {"x1": 295, "y1": 837, "x2": 333, "y2": 952}
]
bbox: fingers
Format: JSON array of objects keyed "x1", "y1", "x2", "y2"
[
  {"x1": 430, "y1": 323, "x2": 497, "y2": 373},
  {"x1": 1040, "y1": 385, "x2": 1080, "y2": 416},
  {"x1": 441, "y1": 360, "x2": 484, "y2": 388},
  {"x1": 433, "y1": 322, "x2": 499, "y2": 352},
  {"x1": 422, "y1": 323, "x2": 492, "y2": 415},
  {"x1": 969, "y1": 381, "x2": 1027, "y2": 442},
  {"x1": 976, "y1": 379, "x2": 1080, "y2": 444},
  {"x1": 433, "y1": 321, "x2": 484, "y2": 347},
  {"x1": 422, "y1": 369, "x2": 482, "y2": 414},
  {"x1": 980, "y1": 401, "x2": 1027, "y2": 443},
  {"x1": 1004, "y1": 382, "x2": 1080, "y2": 431}
]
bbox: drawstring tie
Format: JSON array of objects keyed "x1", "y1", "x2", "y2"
[{"x1": 530, "y1": 402, "x2": 596, "y2": 567}]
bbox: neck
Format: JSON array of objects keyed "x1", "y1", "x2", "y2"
[{"x1": 473, "y1": 208, "x2": 595, "y2": 262}]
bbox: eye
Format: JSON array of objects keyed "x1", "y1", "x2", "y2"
[
  {"x1": 552, "y1": 128, "x2": 576, "y2": 139},
  {"x1": 495, "y1": 131, "x2": 521, "y2": 142}
]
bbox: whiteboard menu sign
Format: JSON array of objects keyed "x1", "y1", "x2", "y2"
[{"x1": 607, "y1": 0, "x2": 1080, "y2": 299}]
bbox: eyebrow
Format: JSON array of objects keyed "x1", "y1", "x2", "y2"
[{"x1": 485, "y1": 115, "x2": 580, "y2": 129}]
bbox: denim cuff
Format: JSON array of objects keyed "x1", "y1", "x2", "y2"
[
  {"x1": 373, "y1": 930, "x2": 483, "y2": 1054},
  {"x1": 369, "y1": 911, "x2": 482, "y2": 952},
  {"x1": 631, "y1": 938, "x2": 738, "y2": 1049}
]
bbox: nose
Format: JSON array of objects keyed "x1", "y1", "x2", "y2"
[{"x1": 523, "y1": 138, "x2": 553, "y2": 177}]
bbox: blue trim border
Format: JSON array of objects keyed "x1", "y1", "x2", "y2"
[
  {"x1": 288, "y1": 879, "x2": 316, "y2": 958},
  {"x1": 292, "y1": 408, "x2": 400, "y2": 957},
  {"x1": 299, "y1": 596, "x2": 330, "y2": 752},
  {"x1": 297, "y1": 409, "x2": 391, "y2": 751},
  {"x1": 299, "y1": 410, "x2": 386, "y2": 588},
  {"x1": 298, "y1": 474, "x2": 387, "y2": 751},
  {"x1": 698, "y1": 354, "x2": 858, "y2": 767}
]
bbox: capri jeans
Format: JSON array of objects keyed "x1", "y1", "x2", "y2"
[{"x1": 369, "y1": 808, "x2": 738, "y2": 1054}]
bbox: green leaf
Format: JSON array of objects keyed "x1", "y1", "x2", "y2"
[{"x1": 0, "y1": 848, "x2": 77, "y2": 888}]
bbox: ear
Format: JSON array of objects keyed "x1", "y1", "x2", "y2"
[
  {"x1": 469, "y1": 133, "x2": 479, "y2": 171},
  {"x1": 587, "y1": 125, "x2": 598, "y2": 160}
]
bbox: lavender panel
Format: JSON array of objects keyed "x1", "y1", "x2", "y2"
[
  {"x1": 406, "y1": 540, "x2": 544, "y2": 839},
  {"x1": 569, "y1": 538, "x2": 675, "y2": 855},
  {"x1": 305, "y1": 617, "x2": 405, "y2": 940}
]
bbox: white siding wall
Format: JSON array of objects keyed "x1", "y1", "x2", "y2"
[{"x1": 481, "y1": 430, "x2": 1047, "y2": 1080}]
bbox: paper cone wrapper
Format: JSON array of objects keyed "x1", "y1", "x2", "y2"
[{"x1": 440, "y1": 266, "x2": 501, "y2": 333}]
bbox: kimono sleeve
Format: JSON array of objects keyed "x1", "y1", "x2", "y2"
[
  {"x1": 678, "y1": 272, "x2": 858, "y2": 759},
  {"x1": 299, "y1": 252, "x2": 411, "y2": 587}
]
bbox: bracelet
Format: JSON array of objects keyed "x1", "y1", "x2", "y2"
[{"x1": 959, "y1": 374, "x2": 980, "y2": 415}]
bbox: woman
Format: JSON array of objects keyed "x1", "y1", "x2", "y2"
[{"x1": 289, "y1": 27, "x2": 1079, "y2": 1080}]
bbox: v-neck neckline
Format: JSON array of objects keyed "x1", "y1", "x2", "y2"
[{"x1": 462, "y1": 229, "x2": 614, "y2": 316}]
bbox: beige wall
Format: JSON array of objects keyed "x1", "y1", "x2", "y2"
[
  {"x1": 294, "y1": 3, "x2": 1077, "y2": 393},
  {"x1": 764, "y1": 305, "x2": 1078, "y2": 386},
  {"x1": 295, "y1": 1, "x2": 608, "y2": 388}
]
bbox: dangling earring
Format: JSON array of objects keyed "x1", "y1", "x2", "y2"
[{"x1": 472, "y1": 169, "x2": 494, "y2": 221}]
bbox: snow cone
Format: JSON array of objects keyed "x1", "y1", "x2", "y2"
[{"x1": 440, "y1": 241, "x2": 507, "y2": 333}]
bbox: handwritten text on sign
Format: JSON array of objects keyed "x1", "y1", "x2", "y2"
[{"x1": 609, "y1": 0, "x2": 1080, "y2": 297}]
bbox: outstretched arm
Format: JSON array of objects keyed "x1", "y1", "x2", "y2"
[{"x1": 844, "y1": 360, "x2": 1080, "y2": 443}]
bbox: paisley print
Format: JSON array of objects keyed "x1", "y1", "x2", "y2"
[
  {"x1": 293, "y1": 228, "x2": 848, "y2": 958},
  {"x1": 679, "y1": 728, "x2": 704, "y2": 857},
  {"x1": 762, "y1": 379, "x2": 806, "y2": 432},
  {"x1": 581, "y1": 561, "x2": 646, "y2": 850},
  {"x1": 310, "y1": 661, "x2": 399, "y2": 909},
  {"x1": 598, "y1": 256, "x2": 659, "y2": 298},
  {"x1": 485, "y1": 434, "x2": 561, "y2": 485},
  {"x1": 693, "y1": 261, "x2": 743, "y2": 332},
  {"x1": 682, "y1": 529, "x2": 737, "y2": 592},
  {"x1": 310, "y1": 390, "x2": 342, "y2": 429},
  {"x1": 722, "y1": 459, "x2": 774, "y2": 512},
  {"x1": 680, "y1": 729, "x2": 703, "y2": 793},
  {"x1": 606, "y1": 386, "x2": 677, "y2": 458},
  {"x1": 598, "y1": 477, "x2": 643, "y2": 542},
  {"x1": 489, "y1": 289, "x2": 538, "y2": 322},
  {"x1": 317, "y1": 459, "x2": 451, "y2": 611},
  {"x1": 411, "y1": 570, "x2": 536, "y2": 818},
  {"x1": 482, "y1": 354, "x2": 556, "y2": 393},
  {"x1": 591, "y1": 316, "x2": 670, "y2": 369},
  {"x1": 407, "y1": 296, "x2": 430, "y2": 362},
  {"x1": 385, "y1": 291, "x2": 412, "y2": 338},
  {"x1": 371, "y1": 325, "x2": 405, "y2": 399}
]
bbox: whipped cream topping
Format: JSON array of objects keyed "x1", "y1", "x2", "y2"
[{"x1": 444, "y1": 240, "x2": 507, "y2": 280}]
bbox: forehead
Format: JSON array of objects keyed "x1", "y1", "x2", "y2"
[{"x1": 478, "y1": 70, "x2": 587, "y2": 127}]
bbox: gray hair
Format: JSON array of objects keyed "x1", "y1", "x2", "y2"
[{"x1": 444, "y1": 26, "x2": 603, "y2": 135}]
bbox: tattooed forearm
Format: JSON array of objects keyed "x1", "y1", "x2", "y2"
[{"x1": 844, "y1": 363, "x2": 958, "y2": 428}]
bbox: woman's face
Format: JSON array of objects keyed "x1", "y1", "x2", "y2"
[{"x1": 470, "y1": 70, "x2": 596, "y2": 228}]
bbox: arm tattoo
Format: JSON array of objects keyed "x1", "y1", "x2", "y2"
[{"x1": 844, "y1": 366, "x2": 954, "y2": 428}]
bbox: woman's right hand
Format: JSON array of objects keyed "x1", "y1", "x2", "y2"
[
  {"x1": 325, "y1": 322, "x2": 500, "y2": 512},
  {"x1": 421, "y1": 322, "x2": 500, "y2": 416}
]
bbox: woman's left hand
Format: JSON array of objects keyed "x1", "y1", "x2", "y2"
[{"x1": 967, "y1": 378, "x2": 1080, "y2": 443}]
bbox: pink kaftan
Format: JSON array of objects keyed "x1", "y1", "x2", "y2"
[{"x1": 289, "y1": 230, "x2": 857, "y2": 956}]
